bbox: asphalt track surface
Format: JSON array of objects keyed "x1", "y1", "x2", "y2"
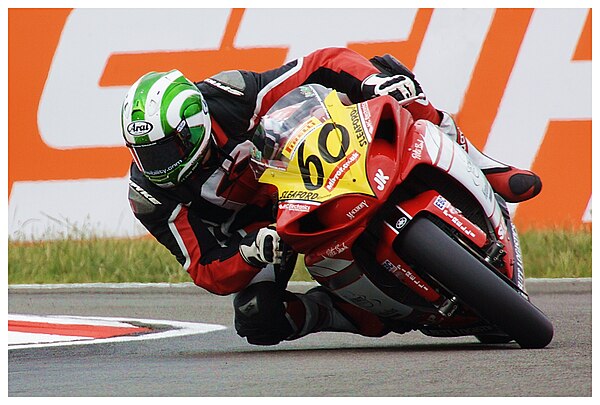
[{"x1": 8, "y1": 279, "x2": 592, "y2": 397}]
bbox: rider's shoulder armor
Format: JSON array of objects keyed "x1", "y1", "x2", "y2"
[
  {"x1": 128, "y1": 179, "x2": 163, "y2": 216},
  {"x1": 127, "y1": 165, "x2": 180, "y2": 219},
  {"x1": 204, "y1": 70, "x2": 246, "y2": 96}
]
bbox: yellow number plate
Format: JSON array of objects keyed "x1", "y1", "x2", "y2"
[{"x1": 259, "y1": 91, "x2": 375, "y2": 203}]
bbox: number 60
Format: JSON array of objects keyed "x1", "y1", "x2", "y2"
[{"x1": 297, "y1": 123, "x2": 350, "y2": 190}]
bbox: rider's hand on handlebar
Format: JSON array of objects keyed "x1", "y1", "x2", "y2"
[
  {"x1": 361, "y1": 73, "x2": 417, "y2": 103},
  {"x1": 239, "y1": 226, "x2": 283, "y2": 267}
]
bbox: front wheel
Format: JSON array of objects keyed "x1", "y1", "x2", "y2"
[
  {"x1": 394, "y1": 217, "x2": 553, "y2": 349},
  {"x1": 475, "y1": 334, "x2": 513, "y2": 344}
]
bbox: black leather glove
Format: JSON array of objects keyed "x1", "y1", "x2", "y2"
[
  {"x1": 239, "y1": 226, "x2": 283, "y2": 267},
  {"x1": 361, "y1": 73, "x2": 417, "y2": 102},
  {"x1": 369, "y1": 54, "x2": 424, "y2": 95}
]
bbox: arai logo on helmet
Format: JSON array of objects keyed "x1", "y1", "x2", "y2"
[{"x1": 127, "y1": 121, "x2": 153, "y2": 136}]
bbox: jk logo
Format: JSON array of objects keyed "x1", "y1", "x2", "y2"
[{"x1": 374, "y1": 169, "x2": 389, "y2": 191}]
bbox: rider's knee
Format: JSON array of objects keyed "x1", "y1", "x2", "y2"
[{"x1": 233, "y1": 281, "x2": 294, "y2": 345}]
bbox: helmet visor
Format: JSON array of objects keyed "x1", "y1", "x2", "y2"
[{"x1": 127, "y1": 121, "x2": 204, "y2": 179}]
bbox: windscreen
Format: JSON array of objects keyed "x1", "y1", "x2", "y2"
[{"x1": 251, "y1": 84, "x2": 333, "y2": 172}]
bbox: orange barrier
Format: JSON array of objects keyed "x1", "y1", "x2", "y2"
[{"x1": 8, "y1": 8, "x2": 591, "y2": 237}]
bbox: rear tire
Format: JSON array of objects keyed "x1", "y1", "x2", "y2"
[{"x1": 394, "y1": 217, "x2": 553, "y2": 349}]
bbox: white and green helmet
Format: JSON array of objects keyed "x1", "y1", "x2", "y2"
[{"x1": 121, "y1": 69, "x2": 212, "y2": 187}]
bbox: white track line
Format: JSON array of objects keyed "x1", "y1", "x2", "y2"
[
  {"x1": 8, "y1": 314, "x2": 227, "y2": 350},
  {"x1": 7, "y1": 279, "x2": 590, "y2": 290}
]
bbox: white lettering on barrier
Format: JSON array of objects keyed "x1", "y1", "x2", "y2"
[
  {"x1": 485, "y1": 9, "x2": 591, "y2": 169},
  {"x1": 38, "y1": 9, "x2": 231, "y2": 149},
  {"x1": 412, "y1": 9, "x2": 494, "y2": 113},
  {"x1": 235, "y1": 9, "x2": 419, "y2": 61},
  {"x1": 8, "y1": 9, "x2": 591, "y2": 239}
]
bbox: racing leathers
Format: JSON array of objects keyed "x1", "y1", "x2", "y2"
[{"x1": 127, "y1": 47, "x2": 540, "y2": 345}]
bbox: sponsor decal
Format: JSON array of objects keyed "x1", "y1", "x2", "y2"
[
  {"x1": 465, "y1": 159, "x2": 482, "y2": 188},
  {"x1": 457, "y1": 132, "x2": 468, "y2": 152},
  {"x1": 238, "y1": 296, "x2": 259, "y2": 316},
  {"x1": 433, "y1": 196, "x2": 477, "y2": 239},
  {"x1": 283, "y1": 117, "x2": 320, "y2": 158},
  {"x1": 346, "y1": 294, "x2": 382, "y2": 309},
  {"x1": 325, "y1": 150, "x2": 360, "y2": 192},
  {"x1": 357, "y1": 102, "x2": 374, "y2": 137},
  {"x1": 374, "y1": 169, "x2": 389, "y2": 191},
  {"x1": 510, "y1": 222, "x2": 525, "y2": 291},
  {"x1": 176, "y1": 120, "x2": 186, "y2": 132},
  {"x1": 204, "y1": 77, "x2": 244, "y2": 96},
  {"x1": 129, "y1": 181, "x2": 161, "y2": 205},
  {"x1": 278, "y1": 202, "x2": 312, "y2": 213},
  {"x1": 280, "y1": 190, "x2": 319, "y2": 200},
  {"x1": 346, "y1": 200, "x2": 369, "y2": 220},
  {"x1": 145, "y1": 158, "x2": 183, "y2": 176},
  {"x1": 447, "y1": 217, "x2": 476, "y2": 239},
  {"x1": 350, "y1": 107, "x2": 368, "y2": 147},
  {"x1": 127, "y1": 121, "x2": 153, "y2": 136},
  {"x1": 434, "y1": 195, "x2": 447, "y2": 210},
  {"x1": 410, "y1": 137, "x2": 425, "y2": 160},
  {"x1": 497, "y1": 222, "x2": 506, "y2": 241},
  {"x1": 395, "y1": 216, "x2": 408, "y2": 230},
  {"x1": 326, "y1": 242, "x2": 349, "y2": 257},
  {"x1": 381, "y1": 259, "x2": 431, "y2": 292}
]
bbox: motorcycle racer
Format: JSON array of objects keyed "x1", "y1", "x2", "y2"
[{"x1": 122, "y1": 47, "x2": 541, "y2": 345}]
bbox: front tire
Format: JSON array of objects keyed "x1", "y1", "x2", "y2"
[
  {"x1": 475, "y1": 334, "x2": 513, "y2": 344},
  {"x1": 394, "y1": 217, "x2": 553, "y2": 349}
]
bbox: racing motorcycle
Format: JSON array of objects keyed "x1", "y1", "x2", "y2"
[{"x1": 250, "y1": 83, "x2": 553, "y2": 349}]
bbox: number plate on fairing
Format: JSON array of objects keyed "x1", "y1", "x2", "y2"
[{"x1": 259, "y1": 92, "x2": 375, "y2": 203}]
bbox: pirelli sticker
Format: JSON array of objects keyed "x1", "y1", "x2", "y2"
[{"x1": 282, "y1": 117, "x2": 321, "y2": 160}]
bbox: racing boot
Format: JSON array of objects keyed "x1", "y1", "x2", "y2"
[
  {"x1": 285, "y1": 286, "x2": 390, "y2": 340},
  {"x1": 438, "y1": 112, "x2": 542, "y2": 203},
  {"x1": 234, "y1": 281, "x2": 389, "y2": 345}
]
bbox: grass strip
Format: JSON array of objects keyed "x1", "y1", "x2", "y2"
[{"x1": 8, "y1": 229, "x2": 591, "y2": 285}]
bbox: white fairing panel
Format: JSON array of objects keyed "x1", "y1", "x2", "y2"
[
  {"x1": 421, "y1": 122, "x2": 504, "y2": 231},
  {"x1": 307, "y1": 259, "x2": 414, "y2": 319}
]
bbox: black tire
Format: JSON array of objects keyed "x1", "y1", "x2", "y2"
[
  {"x1": 475, "y1": 334, "x2": 513, "y2": 344},
  {"x1": 394, "y1": 217, "x2": 553, "y2": 349}
]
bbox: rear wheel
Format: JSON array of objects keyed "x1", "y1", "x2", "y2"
[{"x1": 394, "y1": 217, "x2": 553, "y2": 349}]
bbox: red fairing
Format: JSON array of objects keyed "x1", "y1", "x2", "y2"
[
  {"x1": 171, "y1": 205, "x2": 263, "y2": 296},
  {"x1": 277, "y1": 96, "x2": 414, "y2": 258},
  {"x1": 363, "y1": 97, "x2": 415, "y2": 195},
  {"x1": 398, "y1": 191, "x2": 488, "y2": 248},
  {"x1": 399, "y1": 120, "x2": 433, "y2": 176},
  {"x1": 303, "y1": 223, "x2": 368, "y2": 266}
]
